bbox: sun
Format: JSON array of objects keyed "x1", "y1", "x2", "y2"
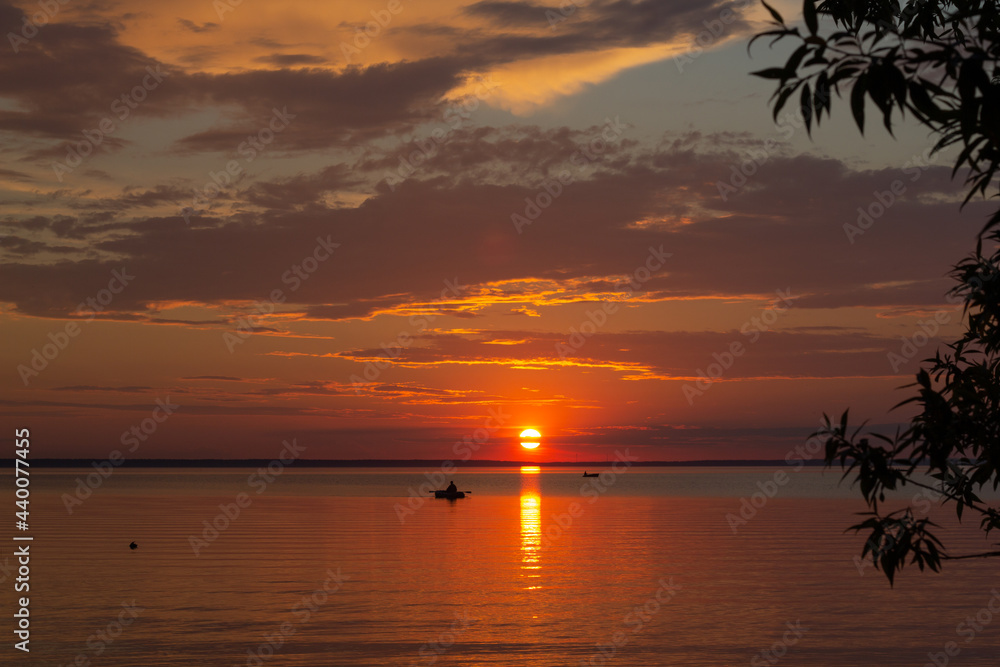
[{"x1": 519, "y1": 429, "x2": 541, "y2": 449}]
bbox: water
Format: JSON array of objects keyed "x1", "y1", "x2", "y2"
[{"x1": 6, "y1": 466, "x2": 1000, "y2": 665}]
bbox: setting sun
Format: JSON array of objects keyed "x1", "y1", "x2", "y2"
[{"x1": 520, "y1": 429, "x2": 541, "y2": 449}]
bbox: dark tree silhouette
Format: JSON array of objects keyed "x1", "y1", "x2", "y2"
[{"x1": 751, "y1": 0, "x2": 1000, "y2": 584}]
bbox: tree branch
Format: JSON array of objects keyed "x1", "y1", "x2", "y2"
[{"x1": 941, "y1": 550, "x2": 1000, "y2": 560}]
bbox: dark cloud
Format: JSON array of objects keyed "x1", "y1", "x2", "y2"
[
  {"x1": 0, "y1": 398, "x2": 324, "y2": 417},
  {"x1": 51, "y1": 385, "x2": 153, "y2": 392},
  {"x1": 173, "y1": 58, "x2": 471, "y2": 152},
  {"x1": 463, "y1": 0, "x2": 557, "y2": 25},
  {"x1": 176, "y1": 18, "x2": 219, "y2": 33},
  {"x1": 253, "y1": 53, "x2": 328, "y2": 66},
  {"x1": 244, "y1": 164, "x2": 361, "y2": 210},
  {"x1": 334, "y1": 328, "x2": 908, "y2": 380},
  {"x1": 0, "y1": 236, "x2": 77, "y2": 255},
  {"x1": 356, "y1": 123, "x2": 638, "y2": 183},
  {"x1": 0, "y1": 139, "x2": 988, "y2": 319},
  {"x1": 454, "y1": 0, "x2": 753, "y2": 62},
  {"x1": 0, "y1": 0, "x2": 753, "y2": 162},
  {"x1": 67, "y1": 184, "x2": 193, "y2": 212},
  {"x1": 0, "y1": 3, "x2": 170, "y2": 139},
  {"x1": 0, "y1": 167, "x2": 31, "y2": 181},
  {"x1": 0, "y1": 2, "x2": 469, "y2": 153},
  {"x1": 245, "y1": 381, "x2": 344, "y2": 396}
]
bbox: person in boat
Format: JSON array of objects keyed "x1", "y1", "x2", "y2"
[{"x1": 445, "y1": 481, "x2": 457, "y2": 493}]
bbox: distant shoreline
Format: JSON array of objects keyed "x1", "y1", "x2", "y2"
[{"x1": 3, "y1": 458, "x2": 828, "y2": 468}]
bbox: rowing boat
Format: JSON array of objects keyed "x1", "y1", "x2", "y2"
[{"x1": 433, "y1": 490, "x2": 467, "y2": 499}]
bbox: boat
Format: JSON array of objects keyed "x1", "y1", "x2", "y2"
[
  {"x1": 582, "y1": 472, "x2": 599, "y2": 478},
  {"x1": 433, "y1": 490, "x2": 467, "y2": 499}
]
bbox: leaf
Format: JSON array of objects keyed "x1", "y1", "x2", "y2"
[
  {"x1": 773, "y1": 86, "x2": 795, "y2": 121},
  {"x1": 907, "y1": 80, "x2": 940, "y2": 122},
  {"x1": 785, "y1": 43, "x2": 810, "y2": 76},
  {"x1": 803, "y1": 0, "x2": 818, "y2": 35},
  {"x1": 761, "y1": 0, "x2": 785, "y2": 25},
  {"x1": 752, "y1": 67, "x2": 788, "y2": 80},
  {"x1": 747, "y1": 29, "x2": 791, "y2": 54},
  {"x1": 952, "y1": 135, "x2": 987, "y2": 179},
  {"x1": 814, "y1": 70, "x2": 830, "y2": 121},
  {"x1": 851, "y1": 75, "x2": 867, "y2": 134},
  {"x1": 801, "y1": 83, "x2": 813, "y2": 135}
]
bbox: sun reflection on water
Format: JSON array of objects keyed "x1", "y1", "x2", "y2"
[{"x1": 520, "y1": 466, "x2": 541, "y2": 590}]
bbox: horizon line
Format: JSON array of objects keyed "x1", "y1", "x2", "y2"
[{"x1": 3, "y1": 458, "x2": 829, "y2": 467}]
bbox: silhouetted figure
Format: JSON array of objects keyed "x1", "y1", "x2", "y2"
[
  {"x1": 445, "y1": 481, "x2": 457, "y2": 493},
  {"x1": 129, "y1": 541, "x2": 138, "y2": 550}
]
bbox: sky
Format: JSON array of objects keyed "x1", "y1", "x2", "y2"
[{"x1": 0, "y1": 0, "x2": 992, "y2": 461}]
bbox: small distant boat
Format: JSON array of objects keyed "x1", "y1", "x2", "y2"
[
  {"x1": 582, "y1": 472, "x2": 599, "y2": 478},
  {"x1": 433, "y1": 490, "x2": 467, "y2": 499}
]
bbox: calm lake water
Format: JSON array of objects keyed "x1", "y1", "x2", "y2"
[{"x1": 6, "y1": 465, "x2": 1000, "y2": 666}]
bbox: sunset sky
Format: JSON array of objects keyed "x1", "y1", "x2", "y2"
[{"x1": 0, "y1": 0, "x2": 990, "y2": 461}]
